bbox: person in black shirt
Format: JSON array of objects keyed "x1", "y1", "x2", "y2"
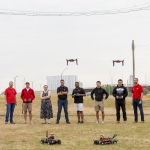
[
  {"x1": 72, "y1": 82, "x2": 86, "y2": 124},
  {"x1": 56, "y1": 79, "x2": 70, "y2": 124},
  {"x1": 91, "y1": 81, "x2": 109, "y2": 124},
  {"x1": 112, "y1": 79, "x2": 128, "y2": 123}
]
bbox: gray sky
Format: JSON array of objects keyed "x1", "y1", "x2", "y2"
[{"x1": 0, "y1": 0, "x2": 150, "y2": 92}]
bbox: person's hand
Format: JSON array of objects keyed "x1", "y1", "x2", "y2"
[
  {"x1": 116, "y1": 96, "x2": 119, "y2": 99},
  {"x1": 121, "y1": 96, "x2": 123, "y2": 99},
  {"x1": 58, "y1": 92, "x2": 62, "y2": 95},
  {"x1": 139, "y1": 100, "x2": 142, "y2": 104}
]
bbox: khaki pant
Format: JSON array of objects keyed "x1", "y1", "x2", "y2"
[
  {"x1": 94, "y1": 101, "x2": 104, "y2": 112},
  {"x1": 23, "y1": 103, "x2": 32, "y2": 111}
]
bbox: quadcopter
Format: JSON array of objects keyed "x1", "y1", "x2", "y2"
[
  {"x1": 113, "y1": 60, "x2": 124, "y2": 66},
  {"x1": 66, "y1": 59, "x2": 78, "y2": 65}
]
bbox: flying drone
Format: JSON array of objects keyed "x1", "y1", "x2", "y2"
[
  {"x1": 113, "y1": 60, "x2": 124, "y2": 66},
  {"x1": 66, "y1": 59, "x2": 78, "y2": 65}
]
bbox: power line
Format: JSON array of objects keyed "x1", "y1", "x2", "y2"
[
  {"x1": 135, "y1": 44, "x2": 150, "y2": 48},
  {"x1": 0, "y1": 3, "x2": 150, "y2": 16}
]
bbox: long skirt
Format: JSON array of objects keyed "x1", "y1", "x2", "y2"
[{"x1": 40, "y1": 99, "x2": 53, "y2": 119}]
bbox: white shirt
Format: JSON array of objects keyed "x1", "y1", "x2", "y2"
[{"x1": 26, "y1": 88, "x2": 30, "y2": 91}]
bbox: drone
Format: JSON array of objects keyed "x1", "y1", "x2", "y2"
[
  {"x1": 66, "y1": 59, "x2": 78, "y2": 65},
  {"x1": 113, "y1": 60, "x2": 124, "y2": 66}
]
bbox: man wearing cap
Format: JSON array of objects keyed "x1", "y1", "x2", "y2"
[
  {"x1": 21, "y1": 82, "x2": 35, "y2": 124},
  {"x1": 4, "y1": 81, "x2": 17, "y2": 124}
]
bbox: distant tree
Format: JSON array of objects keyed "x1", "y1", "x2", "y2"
[
  {"x1": 143, "y1": 88, "x2": 149, "y2": 95},
  {"x1": 102, "y1": 84, "x2": 115, "y2": 95}
]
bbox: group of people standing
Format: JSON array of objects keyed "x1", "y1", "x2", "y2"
[{"x1": 4, "y1": 78, "x2": 144, "y2": 124}]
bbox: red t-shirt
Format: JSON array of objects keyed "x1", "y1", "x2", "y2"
[
  {"x1": 131, "y1": 84, "x2": 143, "y2": 99},
  {"x1": 21, "y1": 88, "x2": 35, "y2": 103},
  {"x1": 5, "y1": 88, "x2": 17, "y2": 103}
]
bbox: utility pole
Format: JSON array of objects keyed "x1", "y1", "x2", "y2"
[
  {"x1": 14, "y1": 76, "x2": 18, "y2": 89},
  {"x1": 132, "y1": 40, "x2": 135, "y2": 84}
]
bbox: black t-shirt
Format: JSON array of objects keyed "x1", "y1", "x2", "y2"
[
  {"x1": 72, "y1": 87, "x2": 85, "y2": 103},
  {"x1": 57, "y1": 86, "x2": 68, "y2": 100}
]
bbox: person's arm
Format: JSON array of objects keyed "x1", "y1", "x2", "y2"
[
  {"x1": 131, "y1": 88, "x2": 134, "y2": 105},
  {"x1": 61, "y1": 87, "x2": 68, "y2": 95},
  {"x1": 47, "y1": 91, "x2": 51, "y2": 98},
  {"x1": 15, "y1": 90, "x2": 17, "y2": 105},
  {"x1": 30, "y1": 90, "x2": 35, "y2": 101},
  {"x1": 40, "y1": 92, "x2": 45, "y2": 100},
  {"x1": 72, "y1": 90, "x2": 74, "y2": 98},
  {"x1": 78, "y1": 89, "x2": 86, "y2": 96},
  {"x1": 61, "y1": 91, "x2": 68, "y2": 95},
  {"x1": 123, "y1": 87, "x2": 128, "y2": 98},
  {"x1": 21, "y1": 90, "x2": 26, "y2": 102},
  {"x1": 112, "y1": 87, "x2": 116, "y2": 97},
  {"x1": 91, "y1": 89, "x2": 95, "y2": 100},
  {"x1": 57, "y1": 87, "x2": 63, "y2": 95},
  {"x1": 139, "y1": 86, "x2": 143, "y2": 104},
  {"x1": 103, "y1": 89, "x2": 109, "y2": 100}
]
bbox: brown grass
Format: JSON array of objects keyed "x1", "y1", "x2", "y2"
[{"x1": 0, "y1": 95, "x2": 150, "y2": 150}]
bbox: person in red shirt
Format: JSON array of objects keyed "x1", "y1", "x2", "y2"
[
  {"x1": 21, "y1": 82, "x2": 35, "y2": 124},
  {"x1": 131, "y1": 78, "x2": 144, "y2": 123},
  {"x1": 5, "y1": 81, "x2": 17, "y2": 124}
]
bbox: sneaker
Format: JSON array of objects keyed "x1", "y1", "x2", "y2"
[
  {"x1": 56, "y1": 122, "x2": 59, "y2": 124},
  {"x1": 116, "y1": 121, "x2": 120, "y2": 124},
  {"x1": 77, "y1": 121, "x2": 81, "y2": 124},
  {"x1": 5, "y1": 122, "x2": 8, "y2": 124},
  {"x1": 133, "y1": 121, "x2": 138, "y2": 123},
  {"x1": 102, "y1": 121, "x2": 105, "y2": 124},
  {"x1": 96, "y1": 121, "x2": 100, "y2": 124},
  {"x1": 66, "y1": 122, "x2": 70, "y2": 124},
  {"x1": 10, "y1": 122, "x2": 15, "y2": 124},
  {"x1": 80, "y1": 121, "x2": 84, "y2": 124},
  {"x1": 23, "y1": 121, "x2": 26, "y2": 124}
]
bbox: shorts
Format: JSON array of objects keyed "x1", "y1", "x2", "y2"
[
  {"x1": 23, "y1": 103, "x2": 32, "y2": 111},
  {"x1": 74, "y1": 103, "x2": 83, "y2": 111},
  {"x1": 94, "y1": 101, "x2": 104, "y2": 112}
]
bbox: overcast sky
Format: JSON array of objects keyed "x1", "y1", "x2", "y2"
[{"x1": 0, "y1": 0, "x2": 150, "y2": 92}]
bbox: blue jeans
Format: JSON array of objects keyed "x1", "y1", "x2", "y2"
[
  {"x1": 5, "y1": 103, "x2": 15, "y2": 122},
  {"x1": 56, "y1": 99, "x2": 69, "y2": 123},
  {"x1": 133, "y1": 99, "x2": 144, "y2": 122}
]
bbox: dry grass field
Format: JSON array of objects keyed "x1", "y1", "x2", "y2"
[{"x1": 0, "y1": 95, "x2": 150, "y2": 150}]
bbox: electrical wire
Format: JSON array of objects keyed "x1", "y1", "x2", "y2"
[{"x1": 0, "y1": 3, "x2": 150, "y2": 16}]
